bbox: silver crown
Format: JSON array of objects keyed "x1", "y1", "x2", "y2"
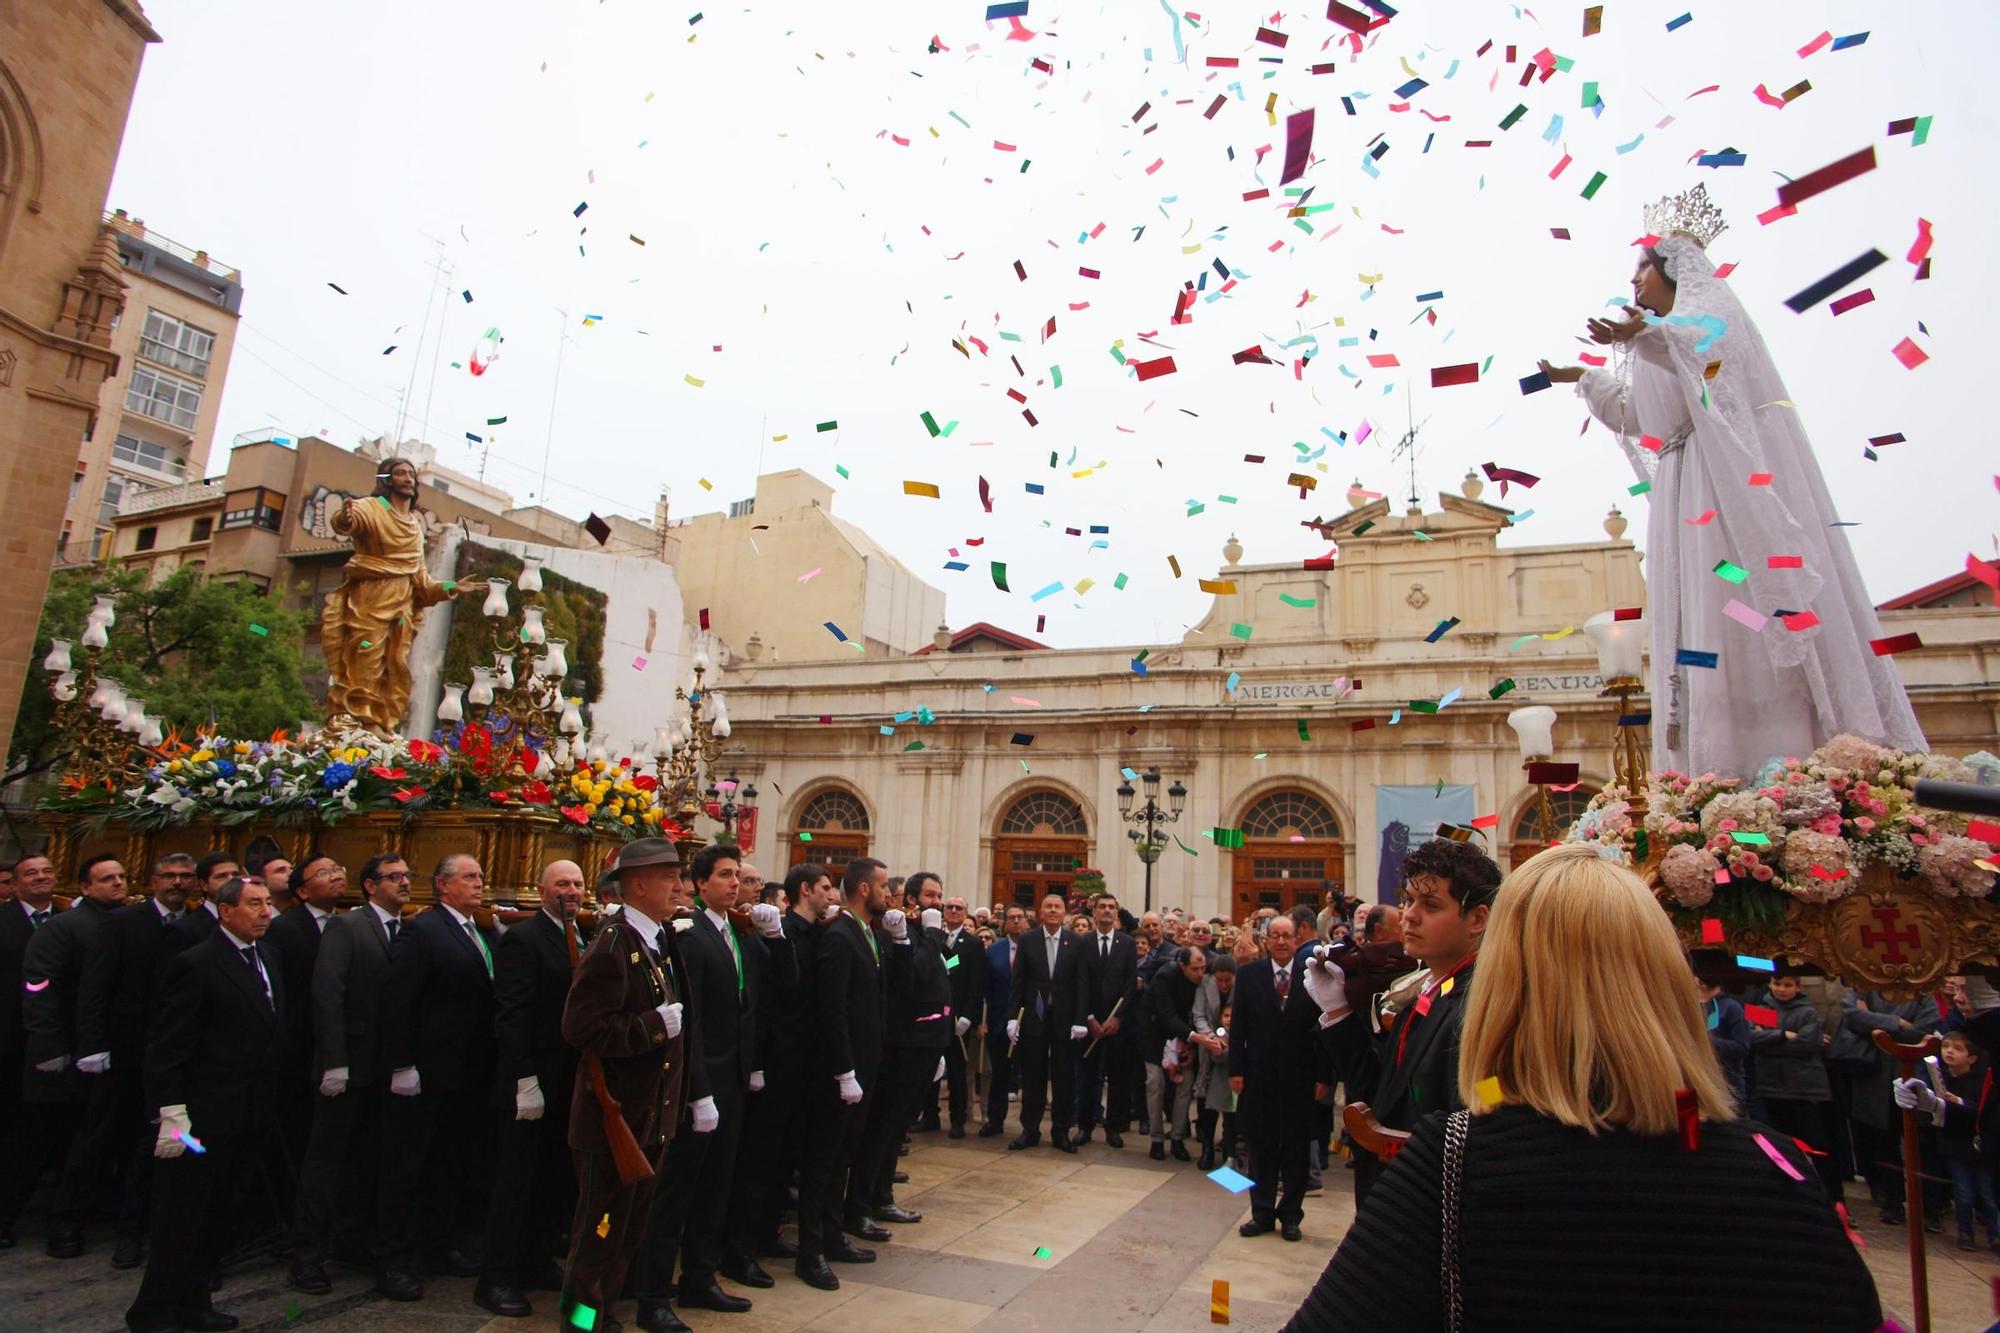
[{"x1": 1642, "y1": 182, "x2": 1728, "y2": 247}]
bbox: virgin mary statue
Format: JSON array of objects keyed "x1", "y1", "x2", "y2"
[{"x1": 1540, "y1": 184, "x2": 1925, "y2": 781}]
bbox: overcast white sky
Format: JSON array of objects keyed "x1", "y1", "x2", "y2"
[{"x1": 109, "y1": 0, "x2": 1994, "y2": 648}]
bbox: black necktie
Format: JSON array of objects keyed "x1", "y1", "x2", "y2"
[
  {"x1": 386, "y1": 917, "x2": 400, "y2": 942},
  {"x1": 241, "y1": 946, "x2": 272, "y2": 1008},
  {"x1": 1100, "y1": 935, "x2": 1109, "y2": 960},
  {"x1": 31, "y1": 910, "x2": 49, "y2": 930}
]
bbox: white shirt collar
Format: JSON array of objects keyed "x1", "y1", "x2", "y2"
[
  {"x1": 622, "y1": 904, "x2": 665, "y2": 951},
  {"x1": 20, "y1": 898, "x2": 50, "y2": 920},
  {"x1": 541, "y1": 907, "x2": 568, "y2": 932},
  {"x1": 441, "y1": 904, "x2": 474, "y2": 930},
  {"x1": 307, "y1": 903, "x2": 333, "y2": 922},
  {"x1": 202, "y1": 899, "x2": 219, "y2": 918},
  {"x1": 220, "y1": 924, "x2": 254, "y2": 952},
  {"x1": 704, "y1": 906, "x2": 728, "y2": 933},
  {"x1": 1095, "y1": 927, "x2": 1116, "y2": 940},
  {"x1": 154, "y1": 898, "x2": 179, "y2": 921},
  {"x1": 370, "y1": 901, "x2": 400, "y2": 927}
]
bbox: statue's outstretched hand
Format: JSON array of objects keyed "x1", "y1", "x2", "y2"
[
  {"x1": 1537, "y1": 359, "x2": 1585, "y2": 384},
  {"x1": 1585, "y1": 309, "x2": 1648, "y2": 345}
]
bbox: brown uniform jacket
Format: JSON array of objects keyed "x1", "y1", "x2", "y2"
[{"x1": 561, "y1": 912, "x2": 686, "y2": 1155}]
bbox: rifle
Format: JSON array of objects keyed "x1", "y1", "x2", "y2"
[{"x1": 565, "y1": 905, "x2": 656, "y2": 1185}]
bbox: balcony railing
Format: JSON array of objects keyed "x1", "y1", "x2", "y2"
[
  {"x1": 102, "y1": 211, "x2": 241, "y2": 283},
  {"x1": 117, "y1": 479, "x2": 222, "y2": 517}
]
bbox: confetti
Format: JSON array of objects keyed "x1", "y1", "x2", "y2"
[
  {"x1": 1870, "y1": 632, "x2": 1922, "y2": 656},
  {"x1": 1891, "y1": 337, "x2": 1929, "y2": 370},
  {"x1": 1429, "y1": 363, "x2": 1480, "y2": 388},
  {"x1": 1676, "y1": 649, "x2": 1719, "y2": 669},
  {"x1": 1782, "y1": 250, "x2": 1887, "y2": 313},
  {"x1": 1712, "y1": 560, "x2": 1749, "y2": 584},
  {"x1": 1775, "y1": 146, "x2": 1876, "y2": 208},
  {"x1": 903, "y1": 480, "x2": 942, "y2": 499}
]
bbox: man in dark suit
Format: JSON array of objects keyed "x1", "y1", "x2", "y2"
[
  {"x1": 0, "y1": 854, "x2": 59, "y2": 1248},
  {"x1": 474, "y1": 859, "x2": 586, "y2": 1319},
  {"x1": 160, "y1": 851, "x2": 240, "y2": 956},
  {"x1": 288, "y1": 852, "x2": 408, "y2": 1294},
  {"x1": 1073, "y1": 892, "x2": 1138, "y2": 1149},
  {"x1": 930, "y1": 892, "x2": 986, "y2": 1139},
  {"x1": 1007, "y1": 893, "x2": 1086, "y2": 1153},
  {"x1": 1306, "y1": 837, "x2": 1499, "y2": 1207},
  {"x1": 23, "y1": 852, "x2": 128, "y2": 1258},
  {"x1": 558, "y1": 838, "x2": 689, "y2": 1333},
  {"x1": 630, "y1": 841, "x2": 795, "y2": 1329},
  {"x1": 262, "y1": 854, "x2": 344, "y2": 1185},
  {"x1": 979, "y1": 904, "x2": 1027, "y2": 1137},
  {"x1": 850, "y1": 870, "x2": 946, "y2": 1228},
  {"x1": 723, "y1": 862, "x2": 833, "y2": 1274},
  {"x1": 124, "y1": 876, "x2": 286, "y2": 1333},
  {"x1": 794, "y1": 857, "x2": 905, "y2": 1293},
  {"x1": 74, "y1": 852, "x2": 197, "y2": 1268},
  {"x1": 374, "y1": 853, "x2": 499, "y2": 1301},
  {"x1": 1228, "y1": 916, "x2": 1330, "y2": 1242}
]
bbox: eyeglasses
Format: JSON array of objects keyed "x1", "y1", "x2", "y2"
[{"x1": 372, "y1": 871, "x2": 413, "y2": 883}]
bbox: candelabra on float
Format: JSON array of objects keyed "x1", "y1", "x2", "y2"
[
  {"x1": 434, "y1": 559, "x2": 583, "y2": 790},
  {"x1": 648, "y1": 640, "x2": 736, "y2": 846},
  {"x1": 1505, "y1": 704, "x2": 1574, "y2": 850},
  {"x1": 41, "y1": 595, "x2": 164, "y2": 792},
  {"x1": 1584, "y1": 609, "x2": 1649, "y2": 808}
]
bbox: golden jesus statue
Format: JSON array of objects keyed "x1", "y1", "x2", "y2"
[{"x1": 321, "y1": 457, "x2": 480, "y2": 736}]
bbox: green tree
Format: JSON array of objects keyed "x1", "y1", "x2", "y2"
[{"x1": 9, "y1": 564, "x2": 319, "y2": 784}]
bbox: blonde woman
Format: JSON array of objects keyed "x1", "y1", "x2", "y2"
[{"x1": 1285, "y1": 845, "x2": 1879, "y2": 1332}]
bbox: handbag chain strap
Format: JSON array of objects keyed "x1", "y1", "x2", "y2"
[{"x1": 1441, "y1": 1108, "x2": 1470, "y2": 1333}]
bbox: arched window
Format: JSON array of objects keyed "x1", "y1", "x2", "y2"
[
  {"x1": 1000, "y1": 790, "x2": 1087, "y2": 837},
  {"x1": 797, "y1": 788, "x2": 869, "y2": 833},
  {"x1": 1509, "y1": 784, "x2": 1602, "y2": 868},
  {"x1": 1241, "y1": 790, "x2": 1341, "y2": 840}
]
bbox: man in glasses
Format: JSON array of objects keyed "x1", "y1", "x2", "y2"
[{"x1": 267, "y1": 856, "x2": 347, "y2": 1180}]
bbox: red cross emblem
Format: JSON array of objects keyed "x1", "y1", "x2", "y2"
[{"x1": 1858, "y1": 905, "x2": 1922, "y2": 966}]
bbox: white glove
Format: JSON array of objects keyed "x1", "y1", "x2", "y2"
[
  {"x1": 837, "y1": 1070, "x2": 863, "y2": 1104},
  {"x1": 1894, "y1": 1077, "x2": 1941, "y2": 1116},
  {"x1": 1069, "y1": 1024, "x2": 1089, "y2": 1040},
  {"x1": 516, "y1": 1076, "x2": 546, "y2": 1121},
  {"x1": 1304, "y1": 957, "x2": 1348, "y2": 1016},
  {"x1": 749, "y1": 1070, "x2": 766, "y2": 1092},
  {"x1": 691, "y1": 1096, "x2": 719, "y2": 1132},
  {"x1": 935, "y1": 1057, "x2": 946, "y2": 1083},
  {"x1": 656, "y1": 1001, "x2": 683, "y2": 1038},
  {"x1": 882, "y1": 909, "x2": 908, "y2": 942},
  {"x1": 35, "y1": 1055, "x2": 69, "y2": 1074},
  {"x1": 76, "y1": 1051, "x2": 111, "y2": 1074},
  {"x1": 920, "y1": 908, "x2": 943, "y2": 931},
  {"x1": 155, "y1": 1105, "x2": 192, "y2": 1159},
  {"x1": 319, "y1": 1066, "x2": 350, "y2": 1097},
  {"x1": 749, "y1": 903, "x2": 784, "y2": 938},
  {"x1": 954, "y1": 1016, "x2": 972, "y2": 1037},
  {"x1": 1006, "y1": 1019, "x2": 1020, "y2": 1044},
  {"x1": 389, "y1": 1066, "x2": 421, "y2": 1097}
]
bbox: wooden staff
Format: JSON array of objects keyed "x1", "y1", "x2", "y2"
[
  {"x1": 1007, "y1": 1006, "x2": 1025, "y2": 1052},
  {"x1": 1341, "y1": 1102, "x2": 1411, "y2": 1162},
  {"x1": 565, "y1": 908, "x2": 656, "y2": 1185},
  {"x1": 1084, "y1": 997, "x2": 1126, "y2": 1056},
  {"x1": 1874, "y1": 1028, "x2": 1943, "y2": 1333}
]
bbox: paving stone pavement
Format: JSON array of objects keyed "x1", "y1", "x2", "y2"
[{"x1": 0, "y1": 1128, "x2": 1989, "y2": 1330}]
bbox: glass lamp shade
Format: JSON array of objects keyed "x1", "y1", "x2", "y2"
[
  {"x1": 741, "y1": 783, "x2": 758, "y2": 809},
  {"x1": 1506, "y1": 705, "x2": 1558, "y2": 762},
  {"x1": 88, "y1": 595, "x2": 117, "y2": 628},
  {"x1": 139, "y1": 715, "x2": 164, "y2": 747},
  {"x1": 100, "y1": 691, "x2": 128, "y2": 724},
  {"x1": 713, "y1": 714, "x2": 733, "y2": 739},
  {"x1": 437, "y1": 683, "x2": 466, "y2": 723},
  {"x1": 717, "y1": 776, "x2": 739, "y2": 795},
  {"x1": 692, "y1": 644, "x2": 712, "y2": 675},
  {"x1": 42, "y1": 640, "x2": 72, "y2": 673},
  {"x1": 89, "y1": 676, "x2": 123, "y2": 712},
  {"x1": 467, "y1": 667, "x2": 496, "y2": 707},
  {"x1": 553, "y1": 738, "x2": 572, "y2": 768},
  {"x1": 654, "y1": 727, "x2": 675, "y2": 759},
  {"x1": 1168, "y1": 779, "x2": 1188, "y2": 814},
  {"x1": 1116, "y1": 782, "x2": 1136, "y2": 813},
  {"x1": 543, "y1": 639, "x2": 570, "y2": 679},
  {"x1": 558, "y1": 700, "x2": 584, "y2": 735},
  {"x1": 520, "y1": 607, "x2": 547, "y2": 645},
  {"x1": 1584, "y1": 610, "x2": 1646, "y2": 684},
  {"x1": 123, "y1": 698, "x2": 148, "y2": 733},
  {"x1": 80, "y1": 621, "x2": 110, "y2": 651},
  {"x1": 588, "y1": 742, "x2": 608, "y2": 766},
  {"x1": 481, "y1": 578, "x2": 512, "y2": 618},
  {"x1": 493, "y1": 653, "x2": 516, "y2": 691},
  {"x1": 517, "y1": 559, "x2": 544, "y2": 594},
  {"x1": 51, "y1": 670, "x2": 78, "y2": 702}
]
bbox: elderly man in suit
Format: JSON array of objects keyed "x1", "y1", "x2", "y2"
[
  {"x1": 933, "y1": 894, "x2": 987, "y2": 1139},
  {"x1": 558, "y1": 838, "x2": 690, "y2": 1333},
  {"x1": 0, "y1": 854, "x2": 60, "y2": 1249},
  {"x1": 1228, "y1": 916, "x2": 1329, "y2": 1242},
  {"x1": 24, "y1": 852, "x2": 129, "y2": 1259},
  {"x1": 124, "y1": 876, "x2": 286, "y2": 1333},
  {"x1": 374, "y1": 854, "x2": 500, "y2": 1301},
  {"x1": 473, "y1": 859, "x2": 587, "y2": 1319},
  {"x1": 978, "y1": 904, "x2": 1027, "y2": 1136},
  {"x1": 75, "y1": 853, "x2": 197, "y2": 1269},
  {"x1": 288, "y1": 853, "x2": 408, "y2": 1294},
  {"x1": 1008, "y1": 893, "x2": 1087, "y2": 1153},
  {"x1": 262, "y1": 855, "x2": 344, "y2": 1185}
]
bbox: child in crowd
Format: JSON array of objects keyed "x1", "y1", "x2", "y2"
[
  {"x1": 1749, "y1": 970, "x2": 1843, "y2": 1205},
  {"x1": 1935, "y1": 1030, "x2": 2000, "y2": 1251}
]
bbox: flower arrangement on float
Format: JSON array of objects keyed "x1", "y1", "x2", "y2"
[
  {"x1": 1565, "y1": 735, "x2": 2000, "y2": 934},
  {"x1": 41, "y1": 725, "x2": 676, "y2": 843}
]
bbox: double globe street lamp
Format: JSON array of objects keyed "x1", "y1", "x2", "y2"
[{"x1": 1115, "y1": 767, "x2": 1187, "y2": 914}]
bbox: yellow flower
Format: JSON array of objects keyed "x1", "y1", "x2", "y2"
[
  {"x1": 168, "y1": 759, "x2": 184, "y2": 773},
  {"x1": 621, "y1": 814, "x2": 635, "y2": 826},
  {"x1": 643, "y1": 807, "x2": 663, "y2": 824},
  {"x1": 190, "y1": 749, "x2": 214, "y2": 763},
  {"x1": 610, "y1": 799, "x2": 625, "y2": 815},
  {"x1": 585, "y1": 801, "x2": 600, "y2": 816},
  {"x1": 233, "y1": 742, "x2": 252, "y2": 755}
]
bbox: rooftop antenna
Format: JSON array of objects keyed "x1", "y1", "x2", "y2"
[{"x1": 1387, "y1": 382, "x2": 1431, "y2": 513}]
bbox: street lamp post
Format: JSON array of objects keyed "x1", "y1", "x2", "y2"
[{"x1": 1116, "y1": 768, "x2": 1187, "y2": 913}]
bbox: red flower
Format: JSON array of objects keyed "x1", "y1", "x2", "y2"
[
  {"x1": 520, "y1": 748, "x2": 540, "y2": 775},
  {"x1": 633, "y1": 774, "x2": 659, "y2": 793},
  {"x1": 488, "y1": 790, "x2": 516, "y2": 804},
  {"x1": 520, "y1": 781, "x2": 553, "y2": 806},
  {"x1": 368, "y1": 765, "x2": 409, "y2": 780},
  {"x1": 560, "y1": 804, "x2": 590, "y2": 825},
  {"x1": 407, "y1": 739, "x2": 444, "y2": 765},
  {"x1": 391, "y1": 785, "x2": 427, "y2": 804}
]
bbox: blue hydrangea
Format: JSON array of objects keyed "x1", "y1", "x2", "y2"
[
  {"x1": 214, "y1": 759, "x2": 238, "y2": 778},
  {"x1": 321, "y1": 762, "x2": 356, "y2": 790}
]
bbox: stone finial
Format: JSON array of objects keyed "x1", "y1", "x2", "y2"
[
  {"x1": 1604, "y1": 506, "x2": 1629, "y2": 540},
  {"x1": 933, "y1": 623, "x2": 953, "y2": 651},
  {"x1": 1346, "y1": 478, "x2": 1368, "y2": 509},
  {"x1": 744, "y1": 631, "x2": 764, "y2": 662},
  {"x1": 1222, "y1": 534, "x2": 1243, "y2": 567},
  {"x1": 1461, "y1": 467, "x2": 1484, "y2": 501}
]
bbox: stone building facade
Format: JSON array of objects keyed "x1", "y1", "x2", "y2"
[{"x1": 0, "y1": 0, "x2": 159, "y2": 759}]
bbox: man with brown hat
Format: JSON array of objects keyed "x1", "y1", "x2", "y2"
[{"x1": 559, "y1": 838, "x2": 691, "y2": 1333}]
